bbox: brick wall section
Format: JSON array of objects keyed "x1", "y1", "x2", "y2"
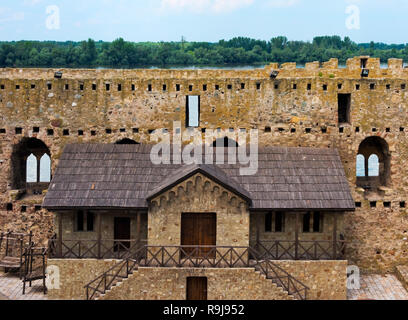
[
  {"x1": 1, "y1": 56, "x2": 408, "y2": 271},
  {"x1": 273, "y1": 260, "x2": 348, "y2": 300}
]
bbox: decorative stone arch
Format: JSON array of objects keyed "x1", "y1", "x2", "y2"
[
  {"x1": 212, "y1": 137, "x2": 239, "y2": 148},
  {"x1": 356, "y1": 136, "x2": 391, "y2": 189},
  {"x1": 115, "y1": 138, "x2": 140, "y2": 145},
  {"x1": 11, "y1": 137, "x2": 51, "y2": 193}
]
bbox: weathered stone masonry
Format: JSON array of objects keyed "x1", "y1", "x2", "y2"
[{"x1": 1, "y1": 56, "x2": 408, "y2": 272}]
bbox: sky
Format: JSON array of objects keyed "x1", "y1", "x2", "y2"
[{"x1": 0, "y1": 0, "x2": 407, "y2": 44}]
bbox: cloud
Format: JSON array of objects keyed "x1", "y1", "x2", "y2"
[
  {"x1": 0, "y1": 7, "x2": 25, "y2": 23},
  {"x1": 23, "y1": 0, "x2": 42, "y2": 6},
  {"x1": 160, "y1": 0, "x2": 254, "y2": 14},
  {"x1": 267, "y1": 0, "x2": 300, "y2": 8}
]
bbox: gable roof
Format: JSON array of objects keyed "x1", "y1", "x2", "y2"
[
  {"x1": 146, "y1": 163, "x2": 252, "y2": 203},
  {"x1": 42, "y1": 144, "x2": 355, "y2": 211}
]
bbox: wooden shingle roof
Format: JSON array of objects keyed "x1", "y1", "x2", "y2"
[{"x1": 42, "y1": 144, "x2": 355, "y2": 211}]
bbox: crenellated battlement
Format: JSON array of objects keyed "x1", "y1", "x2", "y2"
[{"x1": 0, "y1": 57, "x2": 407, "y2": 81}]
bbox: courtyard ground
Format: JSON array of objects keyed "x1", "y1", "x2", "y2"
[{"x1": 0, "y1": 271, "x2": 407, "y2": 300}]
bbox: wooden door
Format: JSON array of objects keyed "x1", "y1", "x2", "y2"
[
  {"x1": 186, "y1": 277, "x2": 207, "y2": 300},
  {"x1": 114, "y1": 217, "x2": 131, "y2": 251},
  {"x1": 181, "y1": 213, "x2": 216, "y2": 258}
]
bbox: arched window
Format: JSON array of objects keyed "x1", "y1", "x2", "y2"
[
  {"x1": 11, "y1": 138, "x2": 51, "y2": 194},
  {"x1": 356, "y1": 154, "x2": 365, "y2": 177},
  {"x1": 40, "y1": 154, "x2": 51, "y2": 182},
  {"x1": 357, "y1": 137, "x2": 390, "y2": 190},
  {"x1": 26, "y1": 154, "x2": 37, "y2": 183},
  {"x1": 115, "y1": 139, "x2": 139, "y2": 145},
  {"x1": 212, "y1": 137, "x2": 239, "y2": 148},
  {"x1": 368, "y1": 154, "x2": 379, "y2": 177}
]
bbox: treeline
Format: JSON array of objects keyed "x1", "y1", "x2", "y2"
[{"x1": 1, "y1": 36, "x2": 408, "y2": 68}]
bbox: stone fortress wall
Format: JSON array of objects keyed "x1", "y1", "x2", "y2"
[{"x1": 1, "y1": 56, "x2": 408, "y2": 272}]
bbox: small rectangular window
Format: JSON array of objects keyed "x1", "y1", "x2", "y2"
[
  {"x1": 256, "y1": 83, "x2": 261, "y2": 90},
  {"x1": 307, "y1": 83, "x2": 311, "y2": 90},
  {"x1": 131, "y1": 84, "x2": 135, "y2": 91},
  {"x1": 186, "y1": 96, "x2": 200, "y2": 127},
  {"x1": 65, "y1": 84, "x2": 69, "y2": 90},
  {"x1": 176, "y1": 84, "x2": 180, "y2": 91},
  {"x1": 0, "y1": 84, "x2": 4, "y2": 89},
  {"x1": 338, "y1": 93, "x2": 351, "y2": 124},
  {"x1": 361, "y1": 58, "x2": 368, "y2": 69},
  {"x1": 303, "y1": 212, "x2": 310, "y2": 232},
  {"x1": 148, "y1": 84, "x2": 152, "y2": 92},
  {"x1": 117, "y1": 84, "x2": 122, "y2": 91},
  {"x1": 203, "y1": 84, "x2": 207, "y2": 91},
  {"x1": 80, "y1": 84, "x2": 84, "y2": 91},
  {"x1": 92, "y1": 84, "x2": 97, "y2": 90},
  {"x1": 313, "y1": 212, "x2": 321, "y2": 232},
  {"x1": 275, "y1": 212, "x2": 284, "y2": 232},
  {"x1": 163, "y1": 84, "x2": 167, "y2": 91},
  {"x1": 47, "y1": 83, "x2": 52, "y2": 90},
  {"x1": 77, "y1": 211, "x2": 84, "y2": 232},
  {"x1": 87, "y1": 212, "x2": 94, "y2": 231},
  {"x1": 265, "y1": 212, "x2": 272, "y2": 232},
  {"x1": 106, "y1": 84, "x2": 110, "y2": 91}
]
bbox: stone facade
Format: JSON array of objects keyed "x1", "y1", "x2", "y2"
[
  {"x1": 148, "y1": 173, "x2": 249, "y2": 248},
  {"x1": 47, "y1": 259, "x2": 346, "y2": 300},
  {"x1": 47, "y1": 259, "x2": 121, "y2": 300},
  {"x1": 273, "y1": 260, "x2": 348, "y2": 300},
  {"x1": 1, "y1": 56, "x2": 408, "y2": 272}
]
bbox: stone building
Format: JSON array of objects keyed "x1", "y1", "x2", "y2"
[{"x1": 1, "y1": 56, "x2": 408, "y2": 300}]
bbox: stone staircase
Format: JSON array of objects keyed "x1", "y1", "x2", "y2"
[{"x1": 96, "y1": 267, "x2": 296, "y2": 300}]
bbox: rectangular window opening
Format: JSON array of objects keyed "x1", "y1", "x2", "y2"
[
  {"x1": 265, "y1": 212, "x2": 272, "y2": 232},
  {"x1": 186, "y1": 96, "x2": 200, "y2": 128},
  {"x1": 76, "y1": 211, "x2": 84, "y2": 232},
  {"x1": 275, "y1": 212, "x2": 284, "y2": 232},
  {"x1": 313, "y1": 212, "x2": 321, "y2": 232},
  {"x1": 361, "y1": 58, "x2": 368, "y2": 69},
  {"x1": 338, "y1": 93, "x2": 351, "y2": 124},
  {"x1": 87, "y1": 212, "x2": 94, "y2": 231},
  {"x1": 303, "y1": 213, "x2": 310, "y2": 232}
]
